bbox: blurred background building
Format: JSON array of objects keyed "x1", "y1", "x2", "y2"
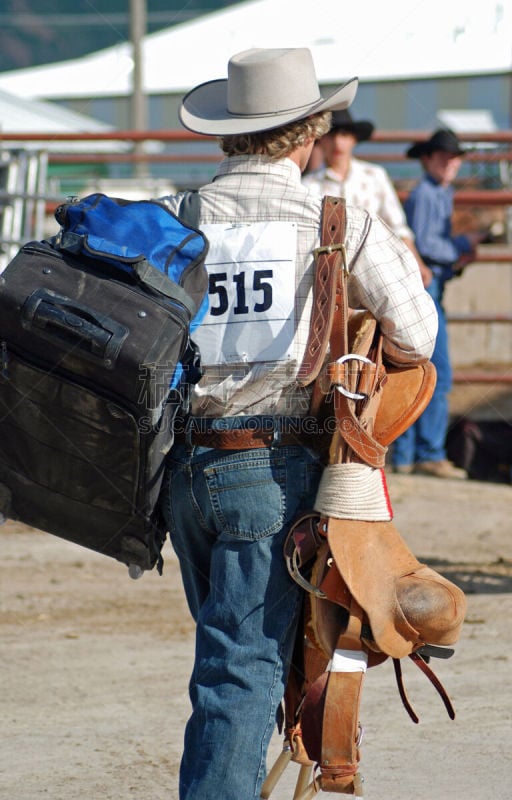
[
  {"x1": 0, "y1": 1, "x2": 240, "y2": 72},
  {"x1": 0, "y1": 1, "x2": 510, "y2": 178}
]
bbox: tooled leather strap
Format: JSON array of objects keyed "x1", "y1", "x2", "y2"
[
  {"x1": 327, "y1": 353, "x2": 388, "y2": 468},
  {"x1": 302, "y1": 196, "x2": 386, "y2": 466},
  {"x1": 297, "y1": 196, "x2": 348, "y2": 386},
  {"x1": 332, "y1": 395, "x2": 388, "y2": 468}
]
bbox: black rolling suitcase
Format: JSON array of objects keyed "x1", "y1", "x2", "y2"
[{"x1": 0, "y1": 194, "x2": 208, "y2": 573}]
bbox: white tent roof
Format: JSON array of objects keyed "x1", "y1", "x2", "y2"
[
  {"x1": 0, "y1": 0, "x2": 510, "y2": 101},
  {"x1": 0, "y1": 88, "x2": 121, "y2": 151}
]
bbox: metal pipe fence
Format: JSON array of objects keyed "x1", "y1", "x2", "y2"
[{"x1": 1, "y1": 129, "x2": 511, "y2": 389}]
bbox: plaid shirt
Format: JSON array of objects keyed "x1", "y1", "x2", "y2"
[{"x1": 161, "y1": 156, "x2": 437, "y2": 417}]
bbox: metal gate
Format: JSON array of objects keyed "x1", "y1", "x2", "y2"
[{"x1": 0, "y1": 149, "x2": 48, "y2": 273}]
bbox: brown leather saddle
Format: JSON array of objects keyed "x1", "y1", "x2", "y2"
[{"x1": 261, "y1": 197, "x2": 467, "y2": 799}]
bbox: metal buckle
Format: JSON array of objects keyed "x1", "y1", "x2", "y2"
[
  {"x1": 271, "y1": 428, "x2": 282, "y2": 446},
  {"x1": 334, "y1": 353, "x2": 373, "y2": 400},
  {"x1": 315, "y1": 242, "x2": 345, "y2": 256},
  {"x1": 356, "y1": 723, "x2": 365, "y2": 747},
  {"x1": 285, "y1": 545, "x2": 327, "y2": 598},
  {"x1": 314, "y1": 242, "x2": 349, "y2": 273}
]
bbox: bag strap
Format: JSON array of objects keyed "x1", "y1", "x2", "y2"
[
  {"x1": 54, "y1": 228, "x2": 198, "y2": 318},
  {"x1": 176, "y1": 190, "x2": 201, "y2": 229},
  {"x1": 130, "y1": 260, "x2": 197, "y2": 316}
]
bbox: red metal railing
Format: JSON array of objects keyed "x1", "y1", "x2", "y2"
[{"x1": 1, "y1": 128, "x2": 511, "y2": 388}]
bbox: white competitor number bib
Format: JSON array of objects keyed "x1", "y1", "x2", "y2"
[{"x1": 194, "y1": 221, "x2": 297, "y2": 365}]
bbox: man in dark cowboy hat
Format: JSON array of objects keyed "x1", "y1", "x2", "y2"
[
  {"x1": 405, "y1": 126, "x2": 467, "y2": 159},
  {"x1": 303, "y1": 109, "x2": 431, "y2": 286},
  {"x1": 391, "y1": 128, "x2": 486, "y2": 479},
  {"x1": 158, "y1": 48, "x2": 437, "y2": 799}
]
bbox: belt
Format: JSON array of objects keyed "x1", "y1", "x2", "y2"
[{"x1": 173, "y1": 426, "x2": 328, "y2": 452}]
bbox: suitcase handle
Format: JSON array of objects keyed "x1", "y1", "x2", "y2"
[{"x1": 21, "y1": 289, "x2": 128, "y2": 368}]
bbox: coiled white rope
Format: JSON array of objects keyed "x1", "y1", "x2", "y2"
[{"x1": 314, "y1": 463, "x2": 393, "y2": 521}]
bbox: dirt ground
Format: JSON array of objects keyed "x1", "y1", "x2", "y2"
[{"x1": 1, "y1": 469, "x2": 511, "y2": 800}]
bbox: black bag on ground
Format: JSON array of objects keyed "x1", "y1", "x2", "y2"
[
  {"x1": 0, "y1": 194, "x2": 209, "y2": 573},
  {"x1": 447, "y1": 417, "x2": 512, "y2": 484}
]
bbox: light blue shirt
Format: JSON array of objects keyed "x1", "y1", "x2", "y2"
[{"x1": 405, "y1": 174, "x2": 472, "y2": 280}]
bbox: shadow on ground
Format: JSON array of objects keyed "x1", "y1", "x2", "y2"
[{"x1": 421, "y1": 556, "x2": 512, "y2": 594}]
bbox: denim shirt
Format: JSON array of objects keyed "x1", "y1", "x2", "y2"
[{"x1": 405, "y1": 174, "x2": 473, "y2": 282}]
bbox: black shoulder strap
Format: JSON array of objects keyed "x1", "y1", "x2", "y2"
[{"x1": 177, "y1": 190, "x2": 201, "y2": 229}]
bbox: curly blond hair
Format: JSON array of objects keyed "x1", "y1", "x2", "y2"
[{"x1": 219, "y1": 112, "x2": 332, "y2": 159}]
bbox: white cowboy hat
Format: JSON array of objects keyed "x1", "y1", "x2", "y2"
[{"x1": 179, "y1": 48, "x2": 358, "y2": 136}]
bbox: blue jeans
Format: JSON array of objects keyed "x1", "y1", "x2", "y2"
[
  {"x1": 392, "y1": 275, "x2": 452, "y2": 466},
  {"x1": 159, "y1": 421, "x2": 323, "y2": 800}
]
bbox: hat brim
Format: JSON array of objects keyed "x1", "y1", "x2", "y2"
[
  {"x1": 179, "y1": 76, "x2": 359, "y2": 135},
  {"x1": 331, "y1": 120, "x2": 374, "y2": 142},
  {"x1": 407, "y1": 141, "x2": 467, "y2": 159}
]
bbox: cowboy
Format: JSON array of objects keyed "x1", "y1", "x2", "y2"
[
  {"x1": 158, "y1": 48, "x2": 437, "y2": 800},
  {"x1": 303, "y1": 108, "x2": 431, "y2": 286},
  {"x1": 391, "y1": 128, "x2": 487, "y2": 479}
]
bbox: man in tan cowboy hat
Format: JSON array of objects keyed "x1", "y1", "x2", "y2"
[
  {"x1": 158, "y1": 48, "x2": 437, "y2": 800},
  {"x1": 303, "y1": 108, "x2": 432, "y2": 286}
]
